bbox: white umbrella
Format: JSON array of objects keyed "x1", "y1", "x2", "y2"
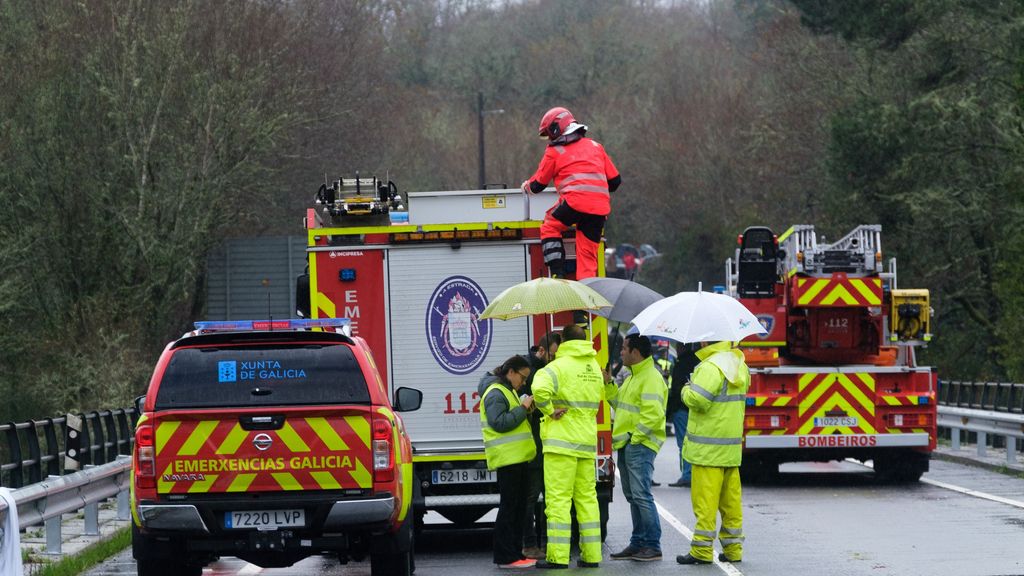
[{"x1": 630, "y1": 290, "x2": 767, "y2": 343}]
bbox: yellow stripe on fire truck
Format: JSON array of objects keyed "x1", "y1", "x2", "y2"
[{"x1": 794, "y1": 278, "x2": 882, "y2": 307}]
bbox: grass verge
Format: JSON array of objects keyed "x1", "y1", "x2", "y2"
[{"x1": 28, "y1": 526, "x2": 130, "y2": 576}]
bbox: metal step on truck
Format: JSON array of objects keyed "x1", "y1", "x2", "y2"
[{"x1": 296, "y1": 181, "x2": 616, "y2": 536}]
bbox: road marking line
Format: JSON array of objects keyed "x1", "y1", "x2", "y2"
[
  {"x1": 654, "y1": 500, "x2": 744, "y2": 575},
  {"x1": 848, "y1": 458, "x2": 1024, "y2": 510},
  {"x1": 921, "y1": 477, "x2": 1024, "y2": 510},
  {"x1": 238, "y1": 564, "x2": 263, "y2": 575},
  {"x1": 615, "y1": 469, "x2": 744, "y2": 574}
]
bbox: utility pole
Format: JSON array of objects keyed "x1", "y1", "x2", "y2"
[{"x1": 477, "y1": 91, "x2": 505, "y2": 189}]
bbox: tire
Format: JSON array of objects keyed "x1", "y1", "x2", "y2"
[
  {"x1": 133, "y1": 525, "x2": 203, "y2": 576},
  {"x1": 875, "y1": 451, "x2": 927, "y2": 483},
  {"x1": 370, "y1": 515, "x2": 415, "y2": 576},
  {"x1": 740, "y1": 457, "x2": 778, "y2": 485},
  {"x1": 371, "y1": 550, "x2": 412, "y2": 576},
  {"x1": 370, "y1": 530, "x2": 414, "y2": 576}
]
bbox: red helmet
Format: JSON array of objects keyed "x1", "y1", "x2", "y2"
[{"x1": 538, "y1": 107, "x2": 576, "y2": 139}]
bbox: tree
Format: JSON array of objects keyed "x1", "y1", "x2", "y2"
[
  {"x1": 790, "y1": 0, "x2": 1024, "y2": 378},
  {"x1": 0, "y1": 0, "x2": 316, "y2": 420}
]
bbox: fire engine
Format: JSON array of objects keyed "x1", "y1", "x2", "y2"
[
  {"x1": 297, "y1": 183, "x2": 615, "y2": 535},
  {"x1": 726, "y1": 225, "x2": 936, "y2": 482}
]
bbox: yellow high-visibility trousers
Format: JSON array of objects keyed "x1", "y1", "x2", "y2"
[
  {"x1": 689, "y1": 464, "x2": 744, "y2": 561},
  {"x1": 543, "y1": 452, "x2": 602, "y2": 565}
]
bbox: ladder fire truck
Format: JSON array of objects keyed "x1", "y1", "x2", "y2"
[
  {"x1": 727, "y1": 225, "x2": 936, "y2": 482},
  {"x1": 297, "y1": 182, "x2": 615, "y2": 535}
]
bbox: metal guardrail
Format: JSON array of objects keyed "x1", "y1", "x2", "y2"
[
  {"x1": 0, "y1": 457, "x2": 132, "y2": 557},
  {"x1": 937, "y1": 381, "x2": 1024, "y2": 466},
  {"x1": 937, "y1": 380, "x2": 1024, "y2": 413},
  {"x1": 1, "y1": 408, "x2": 138, "y2": 488},
  {"x1": 937, "y1": 406, "x2": 1023, "y2": 465}
]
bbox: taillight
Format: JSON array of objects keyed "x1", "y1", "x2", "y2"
[
  {"x1": 372, "y1": 417, "x2": 394, "y2": 483},
  {"x1": 135, "y1": 424, "x2": 156, "y2": 490},
  {"x1": 745, "y1": 414, "x2": 788, "y2": 429},
  {"x1": 887, "y1": 413, "x2": 933, "y2": 427}
]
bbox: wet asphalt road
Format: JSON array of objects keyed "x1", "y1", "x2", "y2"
[{"x1": 86, "y1": 445, "x2": 1024, "y2": 576}]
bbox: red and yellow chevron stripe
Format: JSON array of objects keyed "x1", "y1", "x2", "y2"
[
  {"x1": 795, "y1": 373, "x2": 877, "y2": 434},
  {"x1": 155, "y1": 415, "x2": 372, "y2": 495},
  {"x1": 792, "y1": 275, "x2": 882, "y2": 307}
]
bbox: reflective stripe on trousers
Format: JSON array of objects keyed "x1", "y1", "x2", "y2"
[
  {"x1": 544, "y1": 452, "x2": 602, "y2": 564},
  {"x1": 689, "y1": 464, "x2": 743, "y2": 561}
]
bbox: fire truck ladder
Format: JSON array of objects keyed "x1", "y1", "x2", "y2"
[{"x1": 780, "y1": 224, "x2": 882, "y2": 276}]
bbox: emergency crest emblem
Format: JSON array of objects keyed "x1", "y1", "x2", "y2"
[{"x1": 426, "y1": 275, "x2": 492, "y2": 374}]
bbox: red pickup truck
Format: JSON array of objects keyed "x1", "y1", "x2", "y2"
[{"x1": 130, "y1": 319, "x2": 421, "y2": 576}]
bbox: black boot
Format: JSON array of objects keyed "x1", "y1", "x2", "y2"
[{"x1": 548, "y1": 259, "x2": 565, "y2": 279}]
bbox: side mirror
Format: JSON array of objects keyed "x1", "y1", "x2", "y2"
[
  {"x1": 134, "y1": 395, "x2": 146, "y2": 415},
  {"x1": 394, "y1": 387, "x2": 423, "y2": 412}
]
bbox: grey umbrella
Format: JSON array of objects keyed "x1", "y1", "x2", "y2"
[
  {"x1": 579, "y1": 277, "x2": 665, "y2": 372},
  {"x1": 579, "y1": 277, "x2": 665, "y2": 323}
]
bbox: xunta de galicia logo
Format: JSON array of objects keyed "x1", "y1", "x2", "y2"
[{"x1": 426, "y1": 275, "x2": 492, "y2": 375}]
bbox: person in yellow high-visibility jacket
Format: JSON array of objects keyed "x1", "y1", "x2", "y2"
[
  {"x1": 530, "y1": 324, "x2": 605, "y2": 570},
  {"x1": 676, "y1": 341, "x2": 750, "y2": 565},
  {"x1": 479, "y1": 355, "x2": 538, "y2": 569},
  {"x1": 606, "y1": 334, "x2": 667, "y2": 562}
]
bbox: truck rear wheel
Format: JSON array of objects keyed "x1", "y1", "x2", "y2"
[
  {"x1": 874, "y1": 451, "x2": 928, "y2": 483},
  {"x1": 370, "y1": 528, "x2": 414, "y2": 576},
  {"x1": 133, "y1": 525, "x2": 203, "y2": 576},
  {"x1": 370, "y1": 514, "x2": 415, "y2": 575},
  {"x1": 740, "y1": 457, "x2": 779, "y2": 485},
  {"x1": 371, "y1": 548, "x2": 413, "y2": 576}
]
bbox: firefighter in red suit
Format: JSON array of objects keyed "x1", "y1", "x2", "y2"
[{"x1": 522, "y1": 107, "x2": 621, "y2": 280}]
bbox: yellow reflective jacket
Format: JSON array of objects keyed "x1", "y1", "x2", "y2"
[
  {"x1": 607, "y1": 356, "x2": 667, "y2": 453},
  {"x1": 682, "y1": 341, "x2": 750, "y2": 467},
  {"x1": 531, "y1": 339, "x2": 605, "y2": 459},
  {"x1": 480, "y1": 381, "x2": 536, "y2": 470}
]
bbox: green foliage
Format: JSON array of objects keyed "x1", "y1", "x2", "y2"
[
  {"x1": 789, "y1": 0, "x2": 927, "y2": 50},
  {"x1": 0, "y1": 0, "x2": 310, "y2": 420},
  {"x1": 28, "y1": 527, "x2": 130, "y2": 576},
  {"x1": 794, "y1": 0, "x2": 1024, "y2": 379}
]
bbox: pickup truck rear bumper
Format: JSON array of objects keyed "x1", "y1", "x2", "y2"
[{"x1": 138, "y1": 495, "x2": 396, "y2": 532}]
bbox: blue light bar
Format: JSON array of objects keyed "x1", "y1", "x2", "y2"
[{"x1": 193, "y1": 318, "x2": 351, "y2": 332}]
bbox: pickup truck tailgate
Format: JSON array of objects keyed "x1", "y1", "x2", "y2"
[{"x1": 153, "y1": 409, "x2": 373, "y2": 494}]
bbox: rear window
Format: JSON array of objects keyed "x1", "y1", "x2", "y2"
[{"x1": 155, "y1": 344, "x2": 371, "y2": 409}]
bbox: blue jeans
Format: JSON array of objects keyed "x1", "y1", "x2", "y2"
[
  {"x1": 673, "y1": 410, "x2": 692, "y2": 482},
  {"x1": 618, "y1": 443, "x2": 662, "y2": 550}
]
